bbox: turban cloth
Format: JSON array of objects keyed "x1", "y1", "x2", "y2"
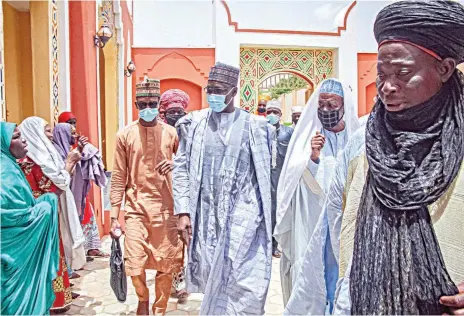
[
  {"x1": 374, "y1": 0, "x2": 464, "y2": 63},
  {"x1": 159, "y1": 89, "x2": 190, "y2": 111},
  {"x1": 58, "y1": 112, "x2": 76, "y2": 123},
  {"x1": 351, "y1": 2, "x2": 464, "y2": 314}
]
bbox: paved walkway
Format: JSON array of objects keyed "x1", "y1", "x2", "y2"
[{"x1": 68, "y1": 237, "x2": 284, "y2": 315}]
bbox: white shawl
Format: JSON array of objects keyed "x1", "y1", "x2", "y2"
[{"x1": 19, "y1": 117, "x2": 86, "y2": 270}]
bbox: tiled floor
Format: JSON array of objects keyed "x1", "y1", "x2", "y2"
[{"x1": 68, "y1": 237, "x2": 284, "y2": 315}]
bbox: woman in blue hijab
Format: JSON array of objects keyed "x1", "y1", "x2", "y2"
[{"x1": 0, "y1": 121, "x2": 60, "y2": 315}]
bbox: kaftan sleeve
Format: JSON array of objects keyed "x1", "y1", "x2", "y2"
[
  {"x1": 173, "y1": 115, "x2": 192, "y2": 215},
  {"x1": 325, "y1": 127, "x2": 366, "y2": 262},
  {"x1": 110, "y1": 132, "x2": 128, "y2": 218}
]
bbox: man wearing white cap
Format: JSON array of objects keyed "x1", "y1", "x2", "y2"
[
  {"x1": 291, "y1": 105, "x2": 304, "y2": 127},
  {"x1": 266, "y1": 99, "x2": 294, "y2": 258}
]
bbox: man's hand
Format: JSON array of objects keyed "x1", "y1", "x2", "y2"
[
  {"x1": 156, "y1": 159, "x2": 173, "y2": 176},
  {"x1": 110, "y1": 218, "x2": 123, "y2": 239},
  {"x1": 440, "y1": 282, "x2": 464, "y2": 315},
  {"x1": 177, "y1": 215, "x2": 192, "y2": 247},
  {"x1": 310, "y1": 131, "x2": 326, "y2": 162}
]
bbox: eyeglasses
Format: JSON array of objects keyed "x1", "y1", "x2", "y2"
[
  {"x1": 204, "y1": 86, "x2": 230, "y2": 95},
  {"x1": 136, "y1": 101, "x2": 158, "y2": 109}
]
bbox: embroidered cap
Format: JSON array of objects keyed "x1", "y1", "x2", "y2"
[
  {"x1": 208, "y1": 62, "x2": 240, "y2": 86},
  {"x1": 136, "y1": 76, "x2": 161, "y2": 97},
  {"x1": 320, "y1": 79, "x2": 344, "y2": 98}
]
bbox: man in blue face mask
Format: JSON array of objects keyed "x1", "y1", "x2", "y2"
[
  {"x1": 109, "y1": 77, "x2": 184, "y2": 316},
  {"x1": 266, "y1": 99, "x2": 294, "y2": 258},
  {"x1": 173, "y1": 62, "x2": 275, "y2": 314}
]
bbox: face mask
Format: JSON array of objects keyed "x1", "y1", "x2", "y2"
[
  {"x1": 267, "y1": 114, "x2": 280, "y2": 125},
  {"x1": 139, "y1": 108, "x2": 159, "y2": 122},
  {"x1": 166, "y1": 113, "x2": 185, "y2": 127},
  {"x1": 207, "y1": 89, "x2": 233, "y2": 113},
  {"x1": 317, "y1": 108, "x2": 343, "y2": 129},
  {"x1": 258, "y1": 107, "x2": 266, "y2": 113}
]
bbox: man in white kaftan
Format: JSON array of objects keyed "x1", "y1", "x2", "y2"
[
  {"x1": 283, "y1": 124, "x2": 366, "y2": 315},
  {"x1": 274, "y1": 79, "x2": 361, "y2": 306},
  {"x1": 174, "y1": 62, "x2": 274, "y2": 315}
]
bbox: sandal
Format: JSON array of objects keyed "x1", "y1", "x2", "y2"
[
  {"x1": 69, "y1": 272, "x2": 81, "y2": 279},
  {"x1": 71, "y1": 292, "x2": 80, "y2": 299},
  {"x1": 176, "y1": 289, "x2": 188, "y2": 304},
  {"x1": 87, "y1": 249, "x2": 110, "y2": 258},
  {"x1": 272, "y1": 249, "x2": 282, "y2": 258}
]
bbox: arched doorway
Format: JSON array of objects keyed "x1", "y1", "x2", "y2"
[
  {"x1": 258, "y1": 71, "x2": 313, "y2": 124},
  {"x1": 160, "y1": 78, "x2": 202, "y2": 112},
  {"x1": 240, "y1": 47, "x2": 334, "y2": 114}
]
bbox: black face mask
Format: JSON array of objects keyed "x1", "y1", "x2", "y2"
[
  {"x1": 257, "y1": 107, "x2": 266, "y2": 113},
  {"x1": 317, "y1": 108, "x2": 343, "y2": 129},
  {"x1": 166, "y1": 113, "x2": 185, "y2": 127}
]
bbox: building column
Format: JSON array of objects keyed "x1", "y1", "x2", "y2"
[{"x1": 69, "y1": 0, "x2": 104, "y2": 236}]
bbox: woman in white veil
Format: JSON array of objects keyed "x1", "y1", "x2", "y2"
[{"x1": 274, "y1": 78, "x2": 361, "y2": 305}]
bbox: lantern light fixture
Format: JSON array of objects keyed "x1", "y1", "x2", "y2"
[
  {"x1": 94, "y1": 23, "x2": 113, "y2": 48},
  {"x1": 124, "y1": 60, "x2": 136, "y2": 77}
]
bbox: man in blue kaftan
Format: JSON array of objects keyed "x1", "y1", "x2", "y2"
[
  {"x1": 173, "y1": 62, "x2": 274, "y2": 315},
  {"x1": 266, "y1": 99, "x2": 293, "y2": 258}
]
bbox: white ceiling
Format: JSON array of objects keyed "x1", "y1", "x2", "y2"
[{"x1": 5, "y1": 1, "x2": 30, "y2": 12}]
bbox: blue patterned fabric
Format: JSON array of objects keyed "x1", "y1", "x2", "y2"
[
  {"x1": 320, "y1": 79, "x2": 344, "y2": 97},
  {"x1": 174, "y1": 109, "x2": 274, "y2": 314}
]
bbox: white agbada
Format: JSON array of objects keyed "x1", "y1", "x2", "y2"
[
  {"x1": 19, "y1": 117, "x2": 86, "y2": 270},
  {"x1": 274, "y1": 79, "x2": 361, "y2": 305},
  {"x1": 283, "y1": 125, "x2": 367, "y2": 315}
]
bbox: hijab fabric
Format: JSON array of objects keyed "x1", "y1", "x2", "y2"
[
  {"x1": 53, "y1": 123, "x2": 74, "y2": 161},
  {"x1": 18, "y1": 116, "x2": 86, "y2": 270},
  {"x1": 0, "y1": 122, "x2": 60, "y2": 315}
]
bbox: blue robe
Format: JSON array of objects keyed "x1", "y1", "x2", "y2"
[{"x1": 173, "y1": 109, "x2": 274, "y2": 315}]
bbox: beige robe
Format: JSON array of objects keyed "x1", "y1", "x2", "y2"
[
  {"x1": 110, "y1": 121, "x2": 183, "y2": 276},
  {"x1": 339, "y1": 154, "x2": 464, "y2": 285}
]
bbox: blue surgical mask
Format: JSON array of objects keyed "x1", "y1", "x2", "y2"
[
  {"x1": 267, "y1": 113, "x2": 280, "y2": 125},
  {"x1": 139, "y1": 108, "x2": 159, "y2": 122},
  {"x1": 207, "y1": 89, "x2": 233, "y2": 113}
]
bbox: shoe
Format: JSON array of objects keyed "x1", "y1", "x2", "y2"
[
  {"x1": 272, "y1": 248, "x2": 282, "y2": 258},
  {"x1": 136, "y1": 301, "x2": 149, "y2": 316}
]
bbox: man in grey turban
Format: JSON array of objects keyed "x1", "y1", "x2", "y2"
[{"x1": 333, "y1": 1, "x2": 464, "y2": 315}]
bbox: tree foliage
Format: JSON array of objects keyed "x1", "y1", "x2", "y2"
[{"x1": 269, "y1": 76, "x2": 308, "y2": 99}]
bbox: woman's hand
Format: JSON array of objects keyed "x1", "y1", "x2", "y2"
[{"x1": 65, "y1": 149, "x2": 82, "y2": 173}]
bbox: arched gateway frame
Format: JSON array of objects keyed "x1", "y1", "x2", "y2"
[{"x1": 239, "y1": 47, "x2": 335, "y2": 113}]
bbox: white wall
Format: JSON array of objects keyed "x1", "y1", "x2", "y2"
[
  {"x1": 134, "y1": 0, "x2": 432, "y2": 113},
  {"x1": 133, "y1": 0, "x2": 214, "y2": 48}
]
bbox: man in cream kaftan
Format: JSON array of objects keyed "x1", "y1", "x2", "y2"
[
  {"x1": 174, "y1": 63, "x2": 274, "y2": 315},
  {"x1": 274, "y1": 79, "x2": 361, "y2": 306},
  {"x1": 110, "y1": 78, "x2": 183, "y2": 315}
]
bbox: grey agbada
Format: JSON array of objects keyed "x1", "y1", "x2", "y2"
[{"x1": 350, "y1": 1, "x2": 464, "y2": 315}]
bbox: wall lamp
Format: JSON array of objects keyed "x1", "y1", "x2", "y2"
[
  {"x1": 94, "y1": 23, "x2": 113, "y2": 48},
  {"x1": 124, "y1": 61, "x2": 136, "y2": 77}
]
